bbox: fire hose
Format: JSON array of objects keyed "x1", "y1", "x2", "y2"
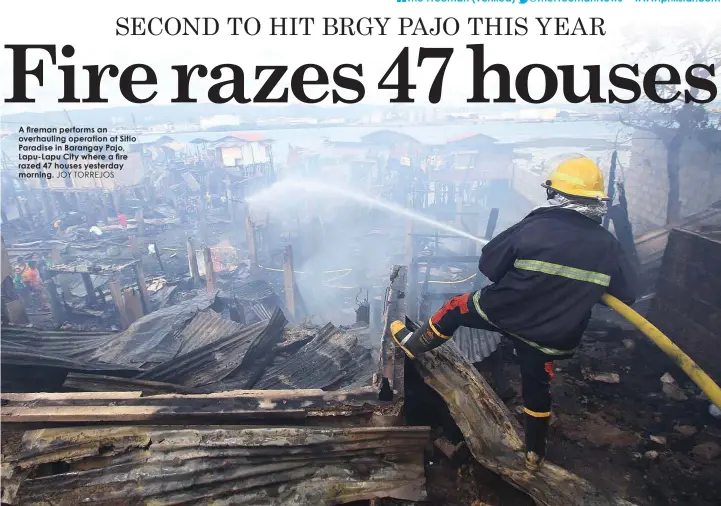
[{"x1": 602, "y1": 293, "x2": 721, "y2": 410}]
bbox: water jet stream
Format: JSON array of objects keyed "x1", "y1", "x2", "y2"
[{"x1": 247, "y1": 179, "x2": 488, "y2": 245}]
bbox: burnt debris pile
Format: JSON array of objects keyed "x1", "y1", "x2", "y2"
[{"x1": 1, "y1": 286, "x2": 373, "y2": 395}]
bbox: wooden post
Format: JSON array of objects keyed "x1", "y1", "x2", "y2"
[
  {"x1": 108, "y1": 278, "x2": 130, "y2": 329},
  {"x1": 152, "y1": 241, "x2": 165, "y2": 273},
  {"x1": 128, "y1": 236, "x2": 140, "y2": 258},
  {"x1": 99, "y1": 194, "x2": 109, "y2": 224},
  {"x1": 96, "y1": 287, "x2": 106, "y2": 306},
  {"x1": 81, "y1": 272, "x2": 98, "y2": 308},
  {"x1": 187, "y1": 237, "x2": 200, "y2": 286},
  {"x1": 39, "y1": 189, "x2": 53, "y2": 223},
  {"x1": 51, "y1": 245, "x2": 72, "y2": 303},
  {"x1": 133, "y1": 262, "x2": 150, "y2": 315},
  {"x1": 245, "y1": 216, "x2": 258, "y2": 269},
  {"x1": 122, "y1": 288, "x2": 144, "y2": 324},
  {"x1": 111, "y1": 191, "x2": 121, "y2": 216},
  {"x1": 484, "y1": 207, "x2": 499, "y2": 240},
  {"x1": 203, "y1": 248, "x2": 215, "y2": 295},
  {"x1": 135, "y1": 208, "x2": 145, "y2": 236},
  {"x1": 283, "y1": 245, "x2": 296, "y2": 320},
  {"x1": 404, "y1": 218, "x2": 415, "y2": 267},
  {"x1": 378, "y1": 265, "x2": 407, "y2": 401},
  {"x1": 70, "y1": 192, "x2": 81, "y2": 213},
  {"x1": 1, "y1": 235, "x2": 20, "y2": 324},
  {"x1": 50, "y1": 192, "x2": 61, "y2": 216},
  {"x1": 197, "y1": 200, "x2": 208, "y2": 245},
  {"x1": 44, "y1": 278, "x2": 65, "y2": 326},
  {"x1": 225, "y1": 178, "x2": 235, "y2": 223}
]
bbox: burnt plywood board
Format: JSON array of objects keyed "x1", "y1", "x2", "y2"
[{"x1": 0, "y1": 389, "x2": 396, "y2": 425}]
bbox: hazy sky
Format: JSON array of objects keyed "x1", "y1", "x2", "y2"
[{"x1": 1, "y1": 0, "x2": 718, "y2": 114}]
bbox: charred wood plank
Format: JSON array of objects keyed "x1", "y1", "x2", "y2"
[
  {"x1": 378, "y1": 266, "x2": 407, "y2": 402},
  {"x1": 0, "y1": 389, "x2": 395, "y2": 425},
  {"x1": 63, "y1": 373, "x2": 204, "y2": 395},
  {"x1": 413, "y1": 343, "x2": 636, "y2": 506}
]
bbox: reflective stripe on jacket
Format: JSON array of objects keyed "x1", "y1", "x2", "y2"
[{"x1": 477, "y1": 207, "x2": 637, "y2": 351}]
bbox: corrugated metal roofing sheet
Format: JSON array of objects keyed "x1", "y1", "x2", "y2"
[
  {"x1": 254, "y1": 322, "x2": 372, "y2": 391},
  {"x1": 1, "y1": 327, "x2": 118, "y2": 361},
  {"x1": 87, "y1": 294, "x2": 216, "y2": 367},
  {"x1": 175, "y1": 309, "x2": 246, "y2": 355},
  {"x1": 1, "y1": 341, "x2": 139, "y2": 375},
  {"x1": 453, "y1": 328, "x2": 501, "y2": 364},
  {"x1": 231, "y1": 280, "x2": 276, "y2": 303},
  {"x1": 7, "y1": 425, "x2": 428, "y2": 505},
  {"x1": 138, "y1": 309, "x2": 287, "y2": 388}
]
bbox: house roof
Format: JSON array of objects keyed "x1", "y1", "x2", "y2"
[
  {"x1": 215, "y1": 133, "x2": 273, "y2": 143},
  {"x1": 445, "y1": 132, "x2": 498, "y2": 145},
  {"x1": 136, "y1": 134, "x2": 175, "y2": 145},
  {"x1": 360, "y1": 130, "x2": 422, "y2": 146}
]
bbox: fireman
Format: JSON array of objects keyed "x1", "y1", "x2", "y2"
[{"x1": 391, "y1": 156, "x2": 637, "y2": 471}]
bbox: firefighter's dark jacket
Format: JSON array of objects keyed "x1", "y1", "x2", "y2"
[{"x1": 477, "y1": 206, "x2": 637, "y2": 351}]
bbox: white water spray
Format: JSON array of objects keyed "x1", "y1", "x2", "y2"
[{"x1": 247, "y1": 179, "x2": 488, "y2": 245}]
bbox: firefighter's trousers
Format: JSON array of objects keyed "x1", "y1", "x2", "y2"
[{"x1": 429, "y1": 292, "x2": 569, "y2": 458}]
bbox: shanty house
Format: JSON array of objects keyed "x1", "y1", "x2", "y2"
[{"x1": 427, "y1": 133, "x2": 514, "y2": 183}]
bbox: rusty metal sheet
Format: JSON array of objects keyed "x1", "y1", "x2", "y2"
[{"x1": 6, "y1": 425, "x2": 429, "y2": 505}]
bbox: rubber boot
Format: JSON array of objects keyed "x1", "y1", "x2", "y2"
[
  {"x1": 390, "y1": 319, "x2": 450, "y2": 359},
  {"x1": 524, "y1": 413, "x2": 550, "y2": 472}
]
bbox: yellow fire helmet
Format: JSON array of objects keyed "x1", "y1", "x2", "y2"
[{"x1": 542, "y1": 156, "x2": 609, "y2": 201}]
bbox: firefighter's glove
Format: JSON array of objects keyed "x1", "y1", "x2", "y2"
[{"x1": 390, "y1": 319, "x2": 450, "y2": 360}]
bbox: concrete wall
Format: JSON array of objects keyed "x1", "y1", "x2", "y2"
[
  {"x1": 625, "y1": 131, "x2": 721, "y2": 235},
  {"x1": 647, "y1": 228, "x2": 721, "y2": 383}
]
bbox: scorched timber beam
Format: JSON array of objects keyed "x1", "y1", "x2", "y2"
[
  {"x1": 413, "y1": 342, "x2": 637, "y2": 506},
  {"x1": 0, "y1": 389, "x2": 403, "y2": 426},
  {"x1": 378, "y1": 265, "x2": 407, "y2": 402}
]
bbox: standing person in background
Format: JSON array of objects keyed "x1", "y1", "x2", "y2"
[
  {"x1": 13, "y1": 264, "x2": 25, "y2": 291},
  {"x1": 117, "y1": 212, "x2": 128, "y2": 229},
  {"x1": 21, "y1": 260, "x2": 48, "y2": 307}
]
